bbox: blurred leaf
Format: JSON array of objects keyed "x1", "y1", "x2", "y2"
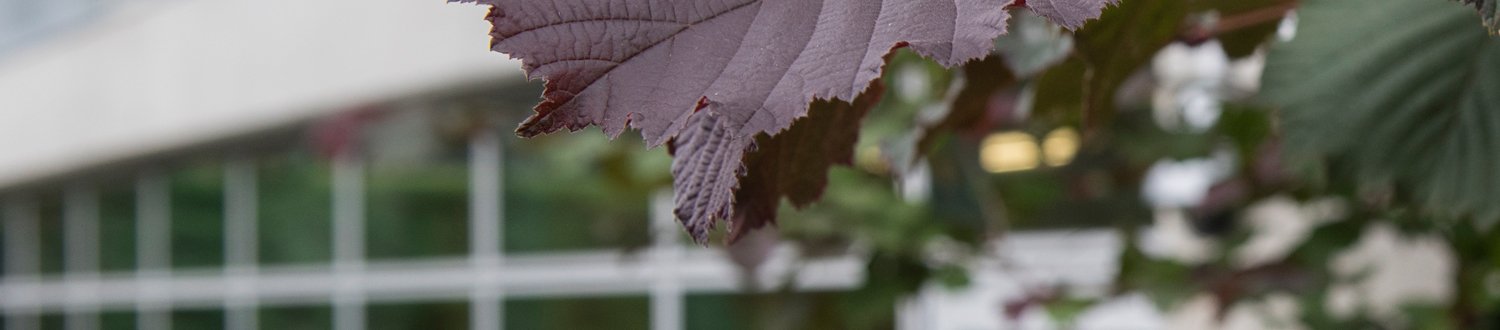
[
  {"x1": 1263, "y1": 0, "x2": 1500, "y2": 221},
  {"x1": 1029, "y1": 57, "x2": 1088, "y2": 124},
  {"x1": 1072, "y1": 0, "x2": 1188, "y2": 132},
  {"x1": 914, "y1": 56, "x2": 1019, "y2": 157},
  {"x1": 1214, "y1": 105, "x2": 1274, "y2": 164},
  {"x1": 1289, "y1": 218, "x2": 1367, "y2": 268},
  {"x1": 928, "y1": 138, "x2": 1006, "y2": 242},
  {"x1": 1187, "y1": 0, "x2": 1294, "y2": 59},
  {"x1": 934, "y1": 264, "x2": 972, "y2": 288},
  {"x1": 1116, "y1": 239, "x2": 1197, "y2": 309},
  {"x1": 1403, "y1": 304, "x2": 1461, "y2": 330},
  {"x1": 1044, "y1": 296, "x2": 1097, "y2": 327},
  {"x1": 995, "y1": 11, "x2": 1076, "y2": 78}
]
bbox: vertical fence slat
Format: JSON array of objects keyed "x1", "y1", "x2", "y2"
[
  {"x1": 63, "y1": 184, "x2": 100, "y2": 330},
  {"x1": 649, "y1": 191, "x2": 682, "y2": 330},
  {"x1": 136, "y1": 171, "x2": 172, "y2": 330},
  {"x1": 4, "y1": 195, "x2": 41, "y2": 330},
  {"x1": 225, "y1": 158, "x2": 259, "y2": 330},
  {"x1": 333, "y1": 153, "x2": 366, "y2": 330},
  {"x1": 469, "y1": 128, "x2": 504, "y2": 330}
]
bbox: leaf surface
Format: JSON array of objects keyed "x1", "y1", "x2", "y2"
[
  {"x1": 461, "y1": 0, "x2": 1010, "y2": 242},
  {"x1": 730, "y1": 83, "x2": 882, "y2": 242},
  {"x1": 1026, "y1": 0, "x2": 1119, "y2": 30},
  {"x1": 1264, "y1": 0, "x2": 1500, "y2": 220},
  {"x1": 455, "y1": 0, "x2": 1110, "y2": 242}
]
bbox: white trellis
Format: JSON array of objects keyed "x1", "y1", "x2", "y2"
[
  {"x1": 0, "y1": 127, "x2": 1128, "y2": 330},
  {"x1": 0, "y1": 129, "x2": 871, "y2": 330}
]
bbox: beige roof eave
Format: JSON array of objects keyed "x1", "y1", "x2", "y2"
[{"x1": 0, "y1": 0, "x2": 523, "y2": 188}]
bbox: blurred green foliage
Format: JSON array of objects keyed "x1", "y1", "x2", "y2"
[
  {"x1": 369, "y1": 302, "x2": 468, "y2": 330},
  {"x1": 257, "y1": 149, "x2": 334, "y2": 264},
  {"x1": 170, "y1": 162, "x2": 225, "y2": 268},
  {"x1": 99, "y1": 184, "x2": 137, "y2": 272},
  {"x1": 365, "y1": 162, "x2": 470, "y2": 259},
  {"x1": 502, "y1": 129, "x2": 663, "y2": 252},
  {"x1": 506, "y1": 297, "x2": 647, "y2": 330},
  {"x1": 8, "y1": 0, "x2": 1500, "y2": 329},
  {"x1": 37, "y1": 193, "x2": 64, "y2": 275},
  {"x1": 259, "y1": 306, "x2": 331, "y2": 330}
]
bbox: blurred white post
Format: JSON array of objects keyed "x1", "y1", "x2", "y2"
[
  {"x1": 224, "y1": 158, "x2": 259, "y2": 330},
  {"x1": 649, "y1": 190, "x2": 683, "y2": 330},
  {"x1": 332, "y1": 153, "x2": 366, "y2": 330},
  {"x1": 3, "y1": 195, "x2": 41, "y2": 330},
  {"x1": 135, "y1": 171, "x2": 172, "y2": 330},
  {"x1": 63, "y1": 184, "x2": 101, "y2": 330},
  {"x1": 469, "y1": 128, "x2": 504, "y2": 330}
]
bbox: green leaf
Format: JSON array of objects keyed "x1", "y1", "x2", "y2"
[
  {"x1": 1263, "y1": 0, "x2": 1500, "y2": 220},
  {"x1": 995, "y1": 11, "x2": 1076, "y2": 78},
  {"x1": 1072, "y1": 0, "x2": 1188, "y2": 131},
  {"x1": 913, "y1": 56, "x2": 1017, "y2": 156}
]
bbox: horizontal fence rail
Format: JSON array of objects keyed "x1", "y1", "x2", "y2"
[{"x1": 0, "y1": 246, "x2": 867, "y2": 313}]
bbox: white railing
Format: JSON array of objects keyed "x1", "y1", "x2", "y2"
[
  {"x1": 0, "y1": 129, "x2": 869, "y2": 330},
  {"x1": 0, "y1": 127, "x2": 1129, "y2": 330}
]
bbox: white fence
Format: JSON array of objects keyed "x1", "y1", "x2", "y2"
[
  {"x1": 0, "y1": 130, "x2": 871, "y2": 330},
  {"x1": 0, "y1": 128, "x2": 1128, "y2": 330}
]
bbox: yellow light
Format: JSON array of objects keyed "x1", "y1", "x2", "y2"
[
  {"x1": 856, "y1": 145, "x2": 889, "y2": 174},
  {"x1": 980, "y1": 132, "x2": 1039, "y2": 173},
  {"x1": 1043, "y1": 127, "x2": 1080, "y2": 166}
]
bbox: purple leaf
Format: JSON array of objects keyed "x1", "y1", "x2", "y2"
[
  {"x1": 451, "y1": 0, "x2": 1109, "y2": 243},
  {"x1": 730, "y1": 83, "x2": 883, "y2": 243},
  {"x1": 667, "y1": 109, "x2": 748, "y2": 242},
  {"x1": 1026, "y1": 0, "x2": 1119, "y2": 30}
]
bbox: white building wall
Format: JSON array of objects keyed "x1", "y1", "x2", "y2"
[{"x1": 0, "y1": 0, "x2": 522, "y2": 187}]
